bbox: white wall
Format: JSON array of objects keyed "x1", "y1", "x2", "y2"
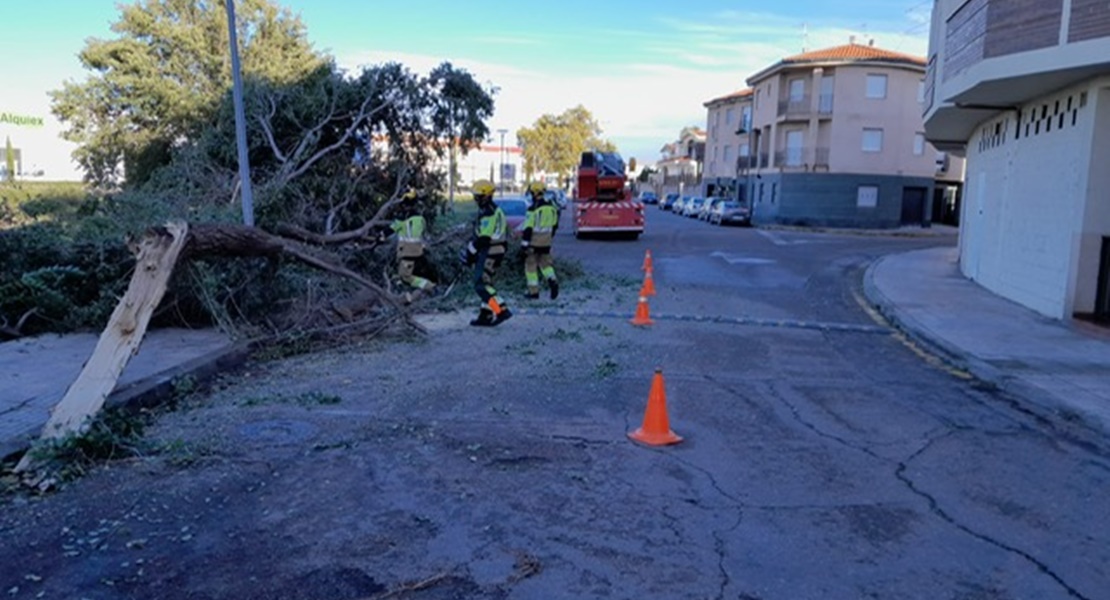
[
  {"x1": 1073, "y1": 82, "x2": 1110, "y2": 312},
  {"x1": 0, "y1": 109, "x2": 83, "y2": 182},
  {"x1": 961, "y1": 80, "x2": 1097, "y2": 318}
]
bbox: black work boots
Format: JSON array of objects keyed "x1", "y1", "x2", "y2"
[{"x1": 470, "y1": 308, "x2": 512, "y2": 327}]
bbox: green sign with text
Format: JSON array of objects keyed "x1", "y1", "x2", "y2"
[{"x1": 0, "y1": 112, "x2": 46, "y2": 128}]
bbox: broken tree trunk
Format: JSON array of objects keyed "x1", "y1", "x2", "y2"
[{"x1": 15, "y1": 221, "x2": 190, "y2": 472}]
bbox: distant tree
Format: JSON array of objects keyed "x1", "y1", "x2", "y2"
[
  {"x1": 426, "y1": 62, "x2": 495, "y2": 204},
  {"x1": 50, "y1": 0, "x2": 323, "y2": 187},
  {"x1": 516, "y1": 105, "x2": 617, "y2": 185},
  {"x1": 637, "y1": 167, "x2": 656, "y2": 183},
  {"x1": 4, "y1": 136, "x2": 13, "y2": 182}
]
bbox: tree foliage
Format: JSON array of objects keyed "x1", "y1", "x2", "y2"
[
  {"x1": 51, "y1": 0, "x2": 323, "y2": 187},
  {"x1": 12, "y1": 1, "x2": 500, "y2": 340},
  {"x1": 516, "y1": 105, "x2": 617, "y2": 184},
  {"x1": 4, "y1": 136, "x2": 13, "y2": 183}
]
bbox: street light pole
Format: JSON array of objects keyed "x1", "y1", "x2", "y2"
[
  {"x1": 224, "y1": 0, "x2": 254, "y2": 227},
  {"x1": 497, "y1": 128, "x2": 507, "y2": 197}
]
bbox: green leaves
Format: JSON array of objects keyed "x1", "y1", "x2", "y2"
[
  {"x1": 516, "y1": 105, "x2": 618, "y2": 185},
  {"x1": 51, "y1": 0, "x2": 323, "y2": 187}
]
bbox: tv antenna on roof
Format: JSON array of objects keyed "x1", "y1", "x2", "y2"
[{"x1": 802, "y1": 22, "x2": 809, "y2": 52}]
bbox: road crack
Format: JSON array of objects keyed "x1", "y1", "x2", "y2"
[{"x1": 898, "y1": 434, "x2": 1092, "y2": 600}]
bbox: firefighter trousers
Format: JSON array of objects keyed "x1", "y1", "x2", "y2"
[
  {"x1": 524, "y1": 246, "x2": 556, "y2": 294},
  {"x1": 472, "y1": 247, "x2": 506, "y2": 314}
]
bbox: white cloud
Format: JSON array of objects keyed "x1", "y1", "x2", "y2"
[{"x1": 336, "y1": 18, "x2": 927, "y2": 165}]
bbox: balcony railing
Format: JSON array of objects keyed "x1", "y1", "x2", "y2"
[
  {"x1": 777, "y1": 95, "x2": 811, "y2": 118},
  {"x1": 735, "y1": 155, "x2": 757, "y2": 171},
  {"x1": 758, "y1": 152, "x2": 770, "y2": 168},
  {"x1": 772, "y1": 147, "x2": 832, "y2": 170},
  {"x1": 814, "y1": 147, "x2": 830, "y2": 168},
  {"x1": 818, "y1": 93, "x2": 834, "y2": 115}
]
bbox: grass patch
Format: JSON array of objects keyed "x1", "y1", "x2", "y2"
[
  {"x1": 0, "y1": 181, "x2": 89, "y2": 229},
  {"x1": 594, "y1": 354, "x2": 619, "y2": 379},
  {"x1": 551, "y1": 328, "x2": 582, "y2": 341},
  {"x1": 17, "y1": 408, "x2": 152, "y2": 486},
  {"x1": 239, "y1": 390, "x2": 343, "y2": 407}
]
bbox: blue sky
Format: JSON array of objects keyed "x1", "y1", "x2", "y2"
[{"x1": 2, "y1": 0, "x2": 931, "y2": 177}]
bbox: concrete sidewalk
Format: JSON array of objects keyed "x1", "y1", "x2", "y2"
[
  {"x1": 865, "y1": 246, "x2": 1110, "y2": 438},
  {"x1": 1, "y1": 329, "x2": 244, "y2": 460}
]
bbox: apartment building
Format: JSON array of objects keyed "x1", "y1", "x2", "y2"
[
  {"x1": 652, "y1": 127, "x2": 705, "y2": 195},
  {"x1": 702, "y1": 89, "x2": 753, "y2": 198},
  {"x1": 924, "y1": 0, "x2": 1110, "y2": 321},
  {"x1": 744, "y1": 41, "x2": 950, "y2": 228}
]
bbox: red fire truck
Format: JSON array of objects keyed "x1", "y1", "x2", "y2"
[{"x1": 571, "y1": 151, "x2": 644, "y2": 239}]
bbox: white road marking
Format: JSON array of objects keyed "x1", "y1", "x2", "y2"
[
  {"x1": 709, "y1": 251, "x2": 776, "y2": 265},
  {"x1": 757, "y1": 230, "x2": 833, "y2": 246}
]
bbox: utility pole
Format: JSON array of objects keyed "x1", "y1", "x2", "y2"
[
  {"x1": 497, "y1": 128, "x2": 508, "y2": 197},
  {"x1": 225, "y1": 0, "x2": 254, "y2": 227}
]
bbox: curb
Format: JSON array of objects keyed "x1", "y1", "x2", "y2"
[
  {"x1": 862, "y1": 255, "x2": 1110, "y2": 449},
  {"x1": 1, "y1": 342, "x2": 249, "y2": 462}
]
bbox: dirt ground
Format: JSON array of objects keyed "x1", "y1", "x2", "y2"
[{"x1": 0, "y1": 279, "x2": 700, "y2": 599}]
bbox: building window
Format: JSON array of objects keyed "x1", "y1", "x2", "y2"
[
  {"x1": 917, "y1": 79, "x2": 925, "y2": 103},
  {"x1": 740, "y1": 106, "x2": 752, "y2": 132},
  {"x1": 866, "y1": 74, "x2": 887, "y2": 99},
  {"x1": 857, "y1": 185, "x2": 879, "y2": 208},
  {"x1": 789, "y1": 79, "x2": 805, "y2": 102},
  {"x1": 913, "y1": 133, "x2": 925, "y2": 156},
  {"x1": 723, "y1": 145, "x2": 733, "y2": 162},
  {"x1": 739, "y1": 143, "x2": 750, "y2": 157},
  {"x1": 725, "y1": 108, "x2": 735, "y2": 124},
  {"x1": 862, "y1": 128, "x2": 883, "y2": 152}
]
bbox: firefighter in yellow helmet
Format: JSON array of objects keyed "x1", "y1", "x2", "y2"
[
  {"x1": 462, "y1": 179, "x2": 512, "y2": 326},
  {"x1": 385, "y1": 189, "x2": 436, "y2": 304},
  {"x1": 521, "y1": 181, "x2": 559, "y2": 299}
]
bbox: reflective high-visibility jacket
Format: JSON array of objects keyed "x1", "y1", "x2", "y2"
[
  {"x1": 391, "y1": 215, "x2": 427, "y2": 259},
  {"x1": 523, "y1": 203, "x2": 559, "y2": 247},
  {"x1": 471, "y1": 203, "x2": 507, "y2": 256}
]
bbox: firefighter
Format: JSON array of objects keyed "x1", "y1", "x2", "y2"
[
  {"x1": 463, "y1": 179, "x2": 512, "y2": 326},
  {"x1": 387, "y1": 190, "x2": 436, "y2": 304},
  {"x1": 521, "y1": 181, "x2": 560, "y2": 300}
]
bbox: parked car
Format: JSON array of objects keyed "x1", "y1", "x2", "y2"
[
  {"x1": 661, "y1": 193, "x2": 680, "y2": 211},
  {"x1": 674, "y1": 196, "x2": 695, "y2": 214},
  {"x1": 700, "y1": 197, "x2": 726, "y2": 221},
  {"x1": 637, "y1": 191, "x2": 659, "y2": 205},
  {"x1": 682, "y1": 197, "x2": 705, "y2": 217},
  {"x1": 494, "y1": 197, "x2": 529, "y2": 238},
  {"x1": 709, "y1": 200, "x2": 752, "y2": 226}
]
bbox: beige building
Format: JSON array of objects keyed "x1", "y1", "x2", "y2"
[
  {"x1": 743, "y1": 41, "x2": 959, "y2": 228},
  {"x1": 924, "y1": 0, "x2": 1110, "y2": 321},
  {"x1": 702, "y1": 89, "x2": 753, "y2": 198},
  {"x1": 651, "y1": 127, "x2": 705, "y2": 196}
]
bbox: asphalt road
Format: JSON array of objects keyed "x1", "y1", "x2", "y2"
[{"x1": 1, "y1": 208, "x2": 1107, "y2": 600}]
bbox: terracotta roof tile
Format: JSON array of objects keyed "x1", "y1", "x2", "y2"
[
  {"x1": 704, "y1": 88, "x2": 753, "y2": 106},
  {"x1": 783, "y1": 43, "x2": 925, "y2": 66}
]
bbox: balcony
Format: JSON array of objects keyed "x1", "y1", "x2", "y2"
[
  {"x1": 777, "y1": 95, "x2": 811, "y2": 120},
  {"x1": 735, "y1": 155, "x2": 757, "y2": 171},
  {"x1": 772, "y1": 147, "x2": 831, "y2": 170},
  {"x1": 818, "y1": 93, "x2": 834, "y2": 115}
]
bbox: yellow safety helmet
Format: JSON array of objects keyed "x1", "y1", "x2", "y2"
[
  {"x1": 527, "y1": 181, "x2": 546, "y2": 196},
  {"x1": 473, "y1": 179, "x2": 495, "y2": 197}
]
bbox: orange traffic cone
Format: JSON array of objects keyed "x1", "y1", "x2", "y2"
[
  {"x1": 628, "y1": 368, "x2": 683, "y2": 446},
  {"x1": 630, "y1": 295, "x2": 654, "y2": 326},
  {"x1": 641, "y1": 249, "x2": 653, "y2": 272},
  {"x1": 639, "y1": 269, "x2": 656, "y2": 297}
]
